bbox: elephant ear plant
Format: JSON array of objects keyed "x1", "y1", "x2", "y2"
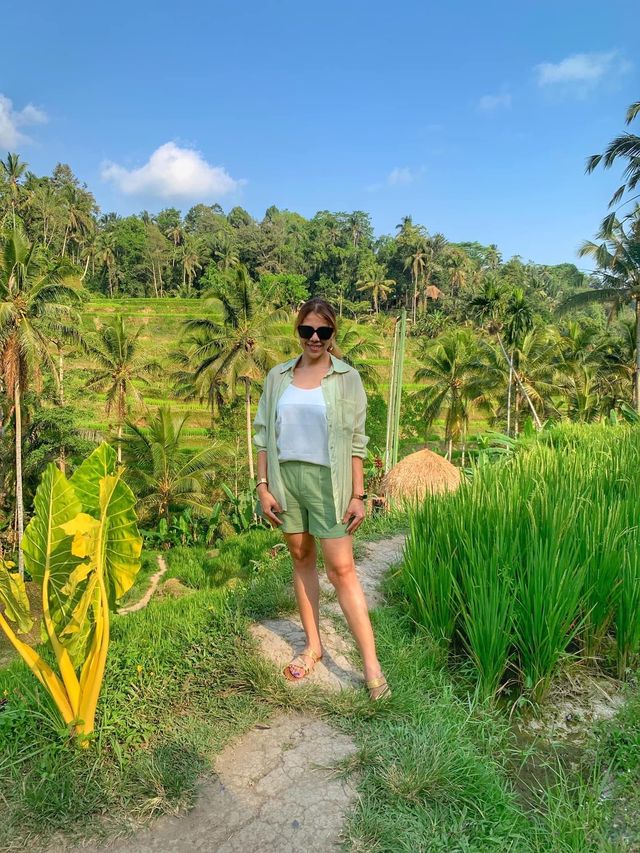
[{"x1": 0, "y1": 442, "x2": 142, "y2": 744}]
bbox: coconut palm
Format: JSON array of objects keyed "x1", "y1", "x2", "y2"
[
  {"x1": 413, "y1": 328, "x2": 495, "y2": 460},
  {"x1": 60, "y1": 184, "x2": 95, "y2": 261},
  {"x1": 356, "y1": 263, "x2": 395, "y2": 313},
  {"x1": 0, "y1": 153, "x2": 28, "y2": 229},
  {"x1": 560, "y1": 212, "x2": 640, "y2": 410},
  {"x1": 507, "y1": 327, "x2": 559, "y2": 432},
  {"x1": 443, "y1": 247, "x2": 470, "y2": 298},
  {"x1": 170, "y1": 334, "x2": 228, "y2": 427},
  {"x1": 180, "y1": 235, "x2": 206, "y2": 296},
  {"x1": 334, "y1": 320, "x2": 383, "y2": 390},
  {"x1": 0, "y1": 227, "x2": 83, "y2": 575},
  {"x1": 586, "y1": 102, "x2": 640, "y2": 217},
  {"x1": 404, "y1": 240, "x2": 429, "y2": 324},
  {"x1": 182, "y1": 266, "x2": 292, "y2": 480},
  {"x1": 121, "y1": 406, "x2": 219, "y2": 522},
  {"x1": 83, "y1": 315, "x2": 162, "y2": 462},
  {"x1": 94, "y1": 231, "x2": 119, "y2": 296}
]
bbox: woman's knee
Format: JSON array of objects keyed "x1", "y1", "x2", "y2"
[
  {"x1": 288, "y1": 539, "x2": 316, "y2": 564},
  {"x1": 325, "y1": 560, "x2": 356, "y2": 587}
]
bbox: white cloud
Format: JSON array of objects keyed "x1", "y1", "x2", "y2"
[
  {"x1": 101, "y1": 142, "x2": 243, "y2": 199},
  {"x1": 477, "y1": 93, "x2": 512, "y2": 112},
  {"x1": 387, "y1": 166, "x2": 424, "y2": 186},
  {"x1": 367, "y1": 166, "x2": 425, "y2": 192},
  {"x1": 534, "y1": 50, "x2": 632, "y2": 91},
  {"x1": 0, "y1": 94, "x2": 47, "y2": 147}
]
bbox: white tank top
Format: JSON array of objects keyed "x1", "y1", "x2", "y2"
[{"x1": 276, "y1": 384, "x2": 330, "y2": 467}]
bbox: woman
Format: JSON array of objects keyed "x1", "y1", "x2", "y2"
[{"x1": 253, "y1": 297, "x2": 390, "y2": 701}]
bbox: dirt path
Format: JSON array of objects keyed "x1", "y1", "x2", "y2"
[
  {"x1": 65, "y1": 534, "x2": 406, "y2": 853},
  {"x1": 118, "y1": 555, "x2": 169, "y2": 615}
]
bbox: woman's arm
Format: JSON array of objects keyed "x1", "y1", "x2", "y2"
[
  {"x1": 343, "y1": 456, "x2": 366, "y2": 534},
  {"x1": 256, "y1": 452, "x2": 283, "y2": 527}
]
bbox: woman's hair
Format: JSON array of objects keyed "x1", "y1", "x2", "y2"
[{"x1": 295, "y1": 297, "x2": 343, "y2": 357}]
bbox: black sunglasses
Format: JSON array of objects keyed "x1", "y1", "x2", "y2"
[{"x1": 298, "y1": 325, "x2": 334, "y2": 341}]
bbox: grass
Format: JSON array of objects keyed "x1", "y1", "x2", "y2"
[
  {"x1": 314, "y1": 567, "x2": 629, "y2": 851},
  {"x1": 1, "y1": 504, "x2": 637, "y2": 850},
  {"x1": 402, "y1": 423, "x2": 640, "y2": 701}
]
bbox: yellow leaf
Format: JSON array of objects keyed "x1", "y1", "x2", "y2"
[
  {"x1": 61, "y1": 561, "x2": 94, "y2": 597},
  {"x1": 60, "y1": 513, "x2": 101, "y2": 560}
]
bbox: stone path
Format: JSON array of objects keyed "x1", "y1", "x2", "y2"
[{"x1": 65, "y1": 533, "x2": 406, "y2": 853}]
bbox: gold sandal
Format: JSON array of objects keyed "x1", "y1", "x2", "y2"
[
  {"x1": 366, "y1": 674, "x2": 391, "y2": 701},
  {"x1": 283, "y1": 648, "x2": 322, "y2": 681}
]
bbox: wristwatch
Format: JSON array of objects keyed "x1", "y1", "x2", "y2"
[
  {"x1": 255, "y1": 478, "x2": 269, "y2": 490},
  {"x1": 352, "y1": 493, "x2": 367, "y2": 501}
]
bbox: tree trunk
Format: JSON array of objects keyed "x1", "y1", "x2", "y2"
[
  {"x1": 117, "y1": 423, "x2": 122, "y2": 464},
  {"x1": 412, "y1": 275, "x2": 418, "y2": 324},
  {"x1": 635, "y1": 298, "x2": 640, "y2": 413},
  {"x1": 58, "y1": 346, "x2": 65, "y2": 405},
  {"x1": 14, "y1": 381, "x2": 24, "y2": 579},
  {"x1": 245, "y1": 380, "x2": 255, "y2": 481},
  {"x1": 506, "y1": 362, "x2": 513, "y2": 437}
]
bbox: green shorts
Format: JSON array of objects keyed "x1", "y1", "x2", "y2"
[{"x1": 278, "y1": 460, "x2": 350, "y2": 539}]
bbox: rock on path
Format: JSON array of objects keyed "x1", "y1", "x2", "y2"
[{"x1": 63, "y1": 533, "x2": 406, "y2": 853}]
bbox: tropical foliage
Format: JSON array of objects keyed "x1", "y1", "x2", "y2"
[{"x1": 0, "y1": 443, "x2": 142, "y2": 741}]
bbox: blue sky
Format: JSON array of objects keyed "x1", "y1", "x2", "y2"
[{"x1": 2, "y1": 0, "x2": 638, "y2": 265}]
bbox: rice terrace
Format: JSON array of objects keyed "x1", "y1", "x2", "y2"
[{"x1": 1, "y1": 3, "x2": 640, "y2": 851}]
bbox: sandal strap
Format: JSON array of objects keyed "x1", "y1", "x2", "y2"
[
  {"x1": 288, "y1": 649, "x2": 321, "y2": 674},
  {"x1": 366, "y1": 675, "x2": 388, "y2": 689}
]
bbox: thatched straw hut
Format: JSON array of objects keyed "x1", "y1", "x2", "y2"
[
  {"x1": 381, "y1": 448, "x2": 460, "y2": 503},
  {"x1": 424, "y1": 285, "x2": 443, "y2": 300}
]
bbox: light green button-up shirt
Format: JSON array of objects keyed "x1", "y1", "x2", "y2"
[{"x1": 253, "y1": 354, "x2": 369, "y2": 524}]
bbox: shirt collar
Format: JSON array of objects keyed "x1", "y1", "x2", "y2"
[{"x1": 279, "y1": 353, "x2": 350, "y2": 374}]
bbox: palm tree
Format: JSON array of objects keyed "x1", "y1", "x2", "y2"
[
  {"x1": 356, "y1": 263, "x2": 395, "y2": 313},
  {"x1": 507, "y1": 327, "x2": 559, "y2": 433},
  {"x1": 94, "y1": 231, "x2": 119, "y2": 296},
  {"x1": 0, "y1": 227, "x2": 83, "y2": 575},
  {"x1": 334, "y1": 320, "x2": 383, "y2": 390},
  {"x1": 182, "y1": 266, "x2": 292, "y2": 480},
  {"x1": 121, "y1": 406, "x2": 219, "y2": 523},
  {"x1": 171, "y1": 333, "x2": 228, "y2": 427},
  {"x1": 180, "y1": 235, "x2": 206, "y2": 296},
  {"x1": 83, "y1": 315, "x2": 162, "y2": 462},
  {"x1": 60, "y1": 184, "x2": 95, "y2": 260},
  {"x1": 586, "y1": 101, "x2": 640, "y2": 219},
  {"x1": 404, "y1": 240, "x2": 429, "y2": 323},
  {"x1": 560, "y1": 212, "x2": 640, "y2": 411},
  {"x1": 0, "y1": 153, "x2": 28, "y2": 229},
  {"x1": 443, "y1": 247, "x2": 470, "y2": 298},
  {"x1": 413, "y1": 328, "x2": 494, "y2": 460}
]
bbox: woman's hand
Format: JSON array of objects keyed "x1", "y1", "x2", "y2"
[
  {"x1": 258, "y1": 488, "x2": 283, "y2": 527},
  {"x1": 343, "y1": 497, "x2": 365, "y2": 534}
]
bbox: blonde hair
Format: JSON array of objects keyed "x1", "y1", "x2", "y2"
[{"x1": 295, "y1": 298, "x2": 342, "y2": 357}]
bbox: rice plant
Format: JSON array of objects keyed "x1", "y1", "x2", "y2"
[{"x1": 401, "y1": 423, "x2": 640, "y2": 700}]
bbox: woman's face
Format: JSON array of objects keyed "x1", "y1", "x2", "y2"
[{"x1": 298, "y1": 310, "x2": 335, "y2": 361}]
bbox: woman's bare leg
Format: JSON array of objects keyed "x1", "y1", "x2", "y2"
[
  {"x1": 284, "y1": 532, "x2": 323, "y2": 676},
  {"x1": 319, "y1": 536, "x2": 384, "y2": 689}
]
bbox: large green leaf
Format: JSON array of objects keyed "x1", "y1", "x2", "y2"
[
  {"x1": 62, "y1": 472, "x2": 143, "y2": 608},
  {"x1": 22, "y1": 463, "x2": 83, "y2": 590},
  {"x1": 22, "y1": 463, "x2": 88, "y2": 662},
  {"x1": 0, "y1": 562, "x2": 33, "y2": 633},
  {"x1": 100, "y1": 473, "x2": 143, "y2": 606},
  {"x1": 70, "y1": 442, "x2": 117, "y2": 515}
]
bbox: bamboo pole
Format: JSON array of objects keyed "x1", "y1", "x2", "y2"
[{"x1": 384, "y1": 319, "x2": 399, "y2": 474}]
